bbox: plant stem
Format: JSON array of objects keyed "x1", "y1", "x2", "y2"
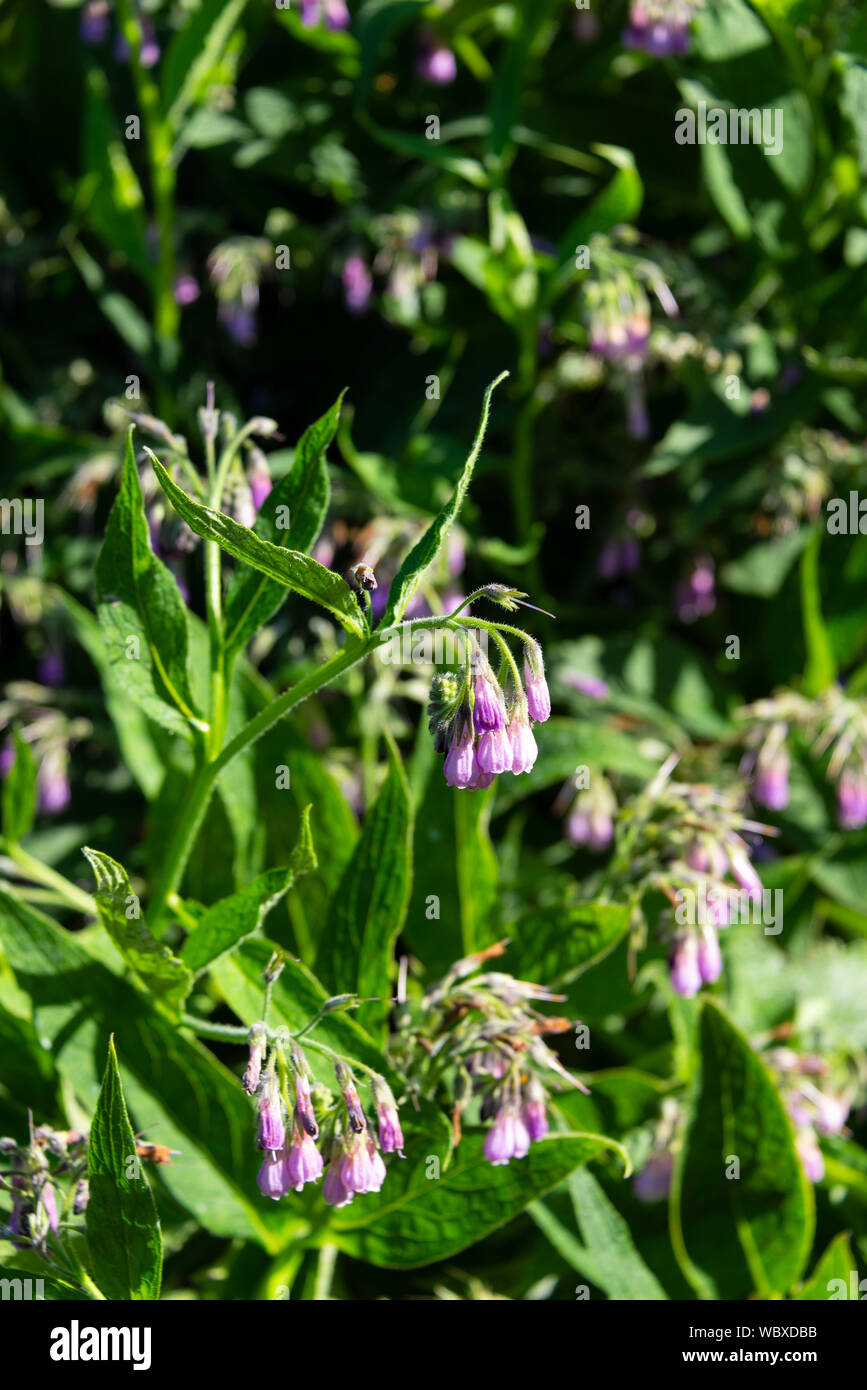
[
  {"x1": 149, "y1": 615, "x2": 456, "y2": 931},
  {"x1": 313, "y1": 1242, "x2": 338, "y2": 1300},
  {"x1": 2, "y1": 842, "x2": 96, "y2": 917},
  {"x1": 180, "y1": 1014, "x2": 250, "y2": 1041}
]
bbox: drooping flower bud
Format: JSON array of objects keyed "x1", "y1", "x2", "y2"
[
  {"x1": 507, "y1": 713, "x2": 538, "y2": 776},
  {"x1": 338, "y1": 1131, "x2": 385, "y2": 1195},
  {"x1": 696, "y1": 923, "x2": 722, "y2": 985},
  {"x1": 483, "y1": 1104, "x2": 531, "y2": 1166},
  {"x1": 322, "y1": 1139, "x2": 354, "y2": 1208},
  {"x1": 257, "y1": 1068, "x2": 286, "y2": 1154},
  {"x1": 795, "y1": 1128, "x2": 825, "y2": 1184},
  {"x1": 257, "y1": 1149, "x2": 291, "y2": 1201},
  {"x1": 335, "y1": 1061, "x2": 367, "y2": 1134},
  {"x1": 520, "y1": 1077, "x2": 548, "y2": 1142},
  {"x1": 443, "y1": 721, "x2": 476, "y2": 789},
  {"x1": 476, "y1": 727, "x2": 513, "y2": 775},
  {"x1": 247, "y1": 447, "x2": 272, "y2": 511},
  {"x1": 290, "y1": 1046, "x2": 319, "y2": 1139},
  {"x1": 753, "y1": 734, "x2": 790, "y2": 811},
  {"x1": 285, "y1": 1123, "x2": 324, "y2": 1191},
  {"x1": 243, "y1": 1023, "x2": 267, "y2": 1096},
  {"x1": 523, "y1": 645, "x2": 551, "y2": 724},
  {"x1": 836, "y1": 766, "x2": 867, "y2": 830},
  {"x1": 416, "y1": 30, "x2": 457, "y2": 84},
  {"x1": 472, "y1": 674, "x2": 505, "y2": 733},
  {"x1": 669, "y1": 933, "x2": 702, "y2": 998},
  {"x1": 371, "y1": 1075, "x2": 404, "y2": 1156},
  {"x1": 342, "y1": 253, "x2": 373, "y2": 313}
]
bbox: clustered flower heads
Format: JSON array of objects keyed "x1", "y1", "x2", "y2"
[
  {"x1": 614, "y1": 770, "x2": 773, "y2": 999},
  {"x1": 403, "y1": 942, "x2": 587, "y2": 1167},
  {"x1": 428, "y1": 629, "x2": 550, "y2": 791},
  {"x1": 0, "y1": 1124, "x2": 88, "y2": 1255},
  {"x1": 622, "y1": 0, "x2": 702, "y2": 58},
  {"x1": 739, "y1": 686, "x2": 867, "y2": 831},
  {"x1": 244, "y1": 1030, "x2": 403, "y2": 1209},
  {"x1": 558, "y1": 771, "x2": 617, "y2": 852},
  {"x1": 632, "y1": 1098, "x2": 681, "y2": 1204},
  {"x1": 0, "y1": 688, "x2": 91, "y2": 817},
  {"x1": 767, "y1": 1047, "x2": 854, "y2": 1184}
]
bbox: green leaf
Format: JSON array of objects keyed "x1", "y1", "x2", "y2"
[
  {"x1": 800, "y1": 526, "x2": 837, "y2": 695},
  {"x1": 0, "y1": 890, "x2": 289, "y2": 1247},
  {"x1": 96, "y1": 430, "x2": 204, "y2": 739},
  {"x1": 149, "y1": 456, "x2": 366, "y2": 640},
  {"x1": 794, "y1": 1232, "x2": 858, "y2": 1300},
  {"x1": 224, "y1": 396, "x2": 342, "y2": 654},
  {"x1": 360, "y1": 116, "x2": 488, "y2": 187},
  {"x1": 83, "y1": 848, "x2": 192, "y2": 1020},
  {"x1": 454, "y1": 782, "x2": 498, "y2": 953},
  {"x1": 86, "y1": 1037, "x2": 162, "y2": 1301},
  {"x1": 79, "y1": 70, "x2": 149, "y2": 279},
  {"x1": 56, "y1": 591, "x2": 164, "y2": 799},
  {"x1": 548, "y1": 145, "x2": 643, "y2": 301},
  {"x1": 672, "y1": 999, "x2": 814, "y2": 1299},
  {"x1": 161, "y1": 0, "x2": 249, "y2": 131},
  {"x1": 315, "y1": 734, "x2": 412, "y2": 1031},
  {"x1": 566, "y1": 1167, "x2": 668, "y2": 1299},
  {"x1": 720, "y1": 527, "x2": 811, "y2": 597},
  {"x1": 330, "y1": 1131, "x2": 615, "y2": 1268},
  {"x1": 377, "y1": 373, "x2": 508, "y2": 627},
  {"x1": 1, "y1": 731, "x2": 36, "y2": 844},
  {"x1": 181, "y1": 805, "x2": 316, "y2": 973},
  {"x1": 509, "y1": 902, "x2": 632, "y2": 986}
]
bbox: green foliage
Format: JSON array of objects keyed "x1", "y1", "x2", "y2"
[{"x1": 86, "y1": 1038, "x2": 163, "y2": 1301}]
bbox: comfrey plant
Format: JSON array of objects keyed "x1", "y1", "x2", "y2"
[
  {"x1": 604, "y1": 758, "x2": 774, "y2": 997},
  {"x1": 230, "y1": 957, "x2": 404, "y2": 1209},
  {"x1": 393, "y1": 941, "x2": 587, "y2": 1166},
  {"x1": 622, "y1": 0, "x2": 702, "y2": 58},
  {"x1": 0, "y1": 1122, "x2": 88, "y2": 1257},
  {"x1": 765, "y1": 1046, "x2": 859, "y2": 1185},
  {"x1": 427, "y1": 600, "x2": 552, "y2": 790},
  {"x1": 738, "y1": 685, "x2": 867, "y2": 829},
  {"x1": 67, "y1": 371, "x2": 527, "y2": 933}
]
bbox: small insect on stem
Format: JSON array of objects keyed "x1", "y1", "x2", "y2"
[{"x1": 134, "y1": 1130, "x2": 181, "y2": 1166}]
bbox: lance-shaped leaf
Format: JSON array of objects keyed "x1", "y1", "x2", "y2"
[
  {"x1": 223, "y1": 396, "x2": 342, "y2": 654},
  {"x1": 315, "y1": 732, "x2": 412, "y2": 1029},
  {"x1": 162, "y1": 0, "x2": 249, "y2": 132},
  {"x1": 376, "y1": 372, "x2": 508, "y2": 628},
  {"x1": 330, "y1": 1130, "x2": 618, "y2": 1269},
  {"x1": 86, "y1": 1037, "x2": 162, "y2": 1301},
  {"x1": 672, "y1": 998, "x2": 814, "y2": 1299},
  {"x1": 1, "y1": 731, "x2": 36, "y2": 845},
  {"x1": 794, "y1": 1232, "x2": 857, "y2": 1300},
  {"x1": 182, "y1": 805, "x2": 316, "y2": 973},
  {"x1": 83, "y1": 848, "x2": 192, "y2": 1020},
  {"x1": 149, "y1": 456, "x2": 367, "y2": 639},
  {"x1": 96, "y1": 429, "x2": 204, "y2": 739}
]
